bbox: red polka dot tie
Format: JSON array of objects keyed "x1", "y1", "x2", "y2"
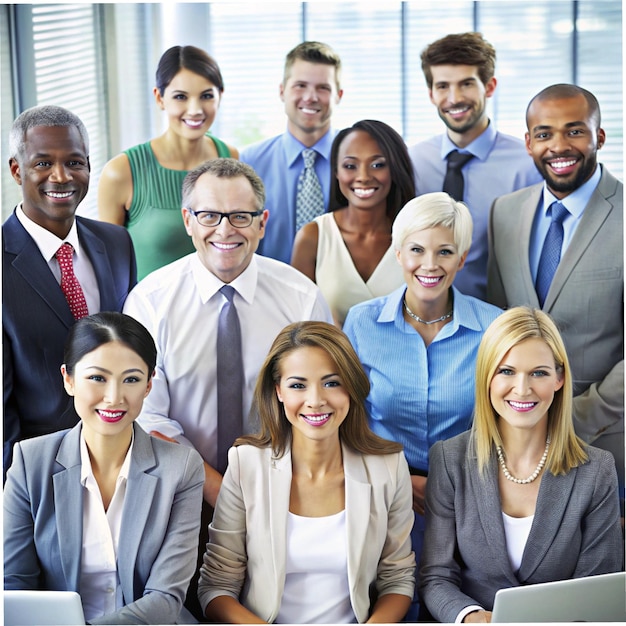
[{"x1": 55, "y1": 243, "x2": 89, "y2": 320}]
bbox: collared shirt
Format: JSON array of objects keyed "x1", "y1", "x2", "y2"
[
  {"x1": 124, "y1": 253, "x2": 332, "y2": 467},
  {"x1": 15, "y1": 205, "x2": 100, "y2": 313},
  {"x1": 240, "y1": 128, "x2": 336, "y2": 263},
  {"x1": 529, "y1": 165, "x2": 602, "y2": 282},
  {"x1": 79, "y1": 429, "x2": 133, "y2": 622},
  {"x1": 409, "y1": 123, "x2": 542, "y2": 300},
  {"x1": 343, "y1": 286, "x2": 501, "y2": 471}
]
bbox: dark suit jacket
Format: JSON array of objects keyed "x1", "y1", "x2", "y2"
[
  {"x1": 3, "y1": 211, "x2": 137, "y2": 471},
  {"x1": 419, "y1": 431, "x2": 623, "y2": 623},
  {"x1": 3, "y1": 423, "x2": 204, "y2": 624},
  {"x1": 487, "y1": 167, "x2": 623, "y2": 464}
]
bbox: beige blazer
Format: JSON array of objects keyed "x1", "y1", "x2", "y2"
[
  {"x1": 487, "y1": 166, "x2": 623, "y2": 453},
  {"x1": 198, "y1": 443, "x2": 416, "y2": 623}
]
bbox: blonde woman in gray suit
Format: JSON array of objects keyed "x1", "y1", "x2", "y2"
[
  {"x1": 199, "y1": 321, "x2": 416, "y2": 623},
  {"x1": 419, "y1": 307, "x2": 623, "y2": 623}
]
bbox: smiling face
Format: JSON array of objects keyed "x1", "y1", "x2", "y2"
[
  {"x1": 429, "y1": 64, "x2": 496, "y2": 144},
  {"x1": 182, "y1": 173, "x2": 268, "y2": 283},
  {"x1": 155, "y1": 67, "x2": 221, "y2": 138},
  {"x1": 525, "y1": 93, "x2": 605, "y2": 199},
  {"x1": 275, "y1": 346, "x2": 350, "y2": 447},
  {"x1": 62, "y1": 341, "x2": 152, "y2": 441},
  {"x1": 10, "y1": 125, "x2": 90, "y2": 239},
  {"x1": 336, "y1": 129, "x2": 392, "y2": 211},
  {"x1": 280, "y1": 59, "x2": 343, "y2": 146},
  {"x1": 490, "y1": 338, "x2": 564, "y2": 434},
  {"x1": 396, "y1": 225, "x2": 467, "y2": 307}
]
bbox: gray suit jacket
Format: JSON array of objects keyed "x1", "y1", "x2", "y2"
[
  {"x1": 487, "y1": 167, "x2": 623, "y2": 449},
  {"x1": 3, "y1": 423, "x2": 204, "y2": 625},
  {"x1": 198, "y1": 443, "x2": 416, "y2": 623},
  {"x1": 419, "y1": 431, "x2": 623, "y2": 624}
]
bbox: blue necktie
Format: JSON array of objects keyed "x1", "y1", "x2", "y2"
[
  {"x1": 216, "y1": 285, "x2": 244, "y2": 474},
  {"x1": 535, "y1": 201, "x2": 569, "y2": 306},
  {"x1": 296, "y1": 149, "x2": 325, "y2": 232}
]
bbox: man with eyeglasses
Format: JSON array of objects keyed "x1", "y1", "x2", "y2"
[{"x1": 124, "y1": 158, "x2": 331, "y2": 509}]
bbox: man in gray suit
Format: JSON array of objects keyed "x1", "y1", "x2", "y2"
[{"x1": 488, "y1": 84, "x2": 623, "y2": 506}]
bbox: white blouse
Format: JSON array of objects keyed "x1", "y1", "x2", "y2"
[
  {"x1": 276, "y1": 510, "x2": 357, "y2": 624},
  {"x1": 502, "y1": 512, "x2": 534, "y2": 572}
]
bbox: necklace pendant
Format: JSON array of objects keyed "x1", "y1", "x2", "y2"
[{"x1": 403, "y1": 298, "x2": 453, "y2": 325}]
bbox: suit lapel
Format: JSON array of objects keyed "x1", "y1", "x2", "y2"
[
  {"x1": 53, "y1": 425, "x2": 85, "y2": 590},
  {"x1": 269, "y1": 449, "x2": 292, "y2": 605},
  {"x1": 544, "y1": 179, "x2": 614, "y2": 311},
  {"x1": 117, "y1": 426, "x2": 158, "y2": 604},
  {"x1": 518, "y1": 469, "x2": 577, "y2": 580},
  {"x1": 516, "y1": 187, "x2": 543, "y2": 307},
  {"x1": 470, "y1": 454, "x2": 519, "y2": 584},
  {"x1": 76, "y1": 219, "x2": 119, "y2": 311},
  {"x1": 343, "y1": 444, "x2": 372, "y2": 597},
  {"x1": 4, "y1": 214, "x2": 74, "y2": 327}
]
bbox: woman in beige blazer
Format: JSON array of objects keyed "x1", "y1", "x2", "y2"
[{"x1": 198, "y1": 321, "x2": 416, "y2": 623}]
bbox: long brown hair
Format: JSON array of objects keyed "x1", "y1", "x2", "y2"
[{"x1": 238, "y1": 321, "x2": 402, "y2": 458}]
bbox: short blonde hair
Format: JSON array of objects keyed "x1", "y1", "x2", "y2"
[
  {"x1": 472, "y1": 307, "x2": 587, "y2": 475},
  {"x1": 392, "y1": 192, "x2": 473, "y2": 254}
]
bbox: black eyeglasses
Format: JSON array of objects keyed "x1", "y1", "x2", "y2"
[{"x1": 186, "y1": 209, "x2": 263, "y2": 228}]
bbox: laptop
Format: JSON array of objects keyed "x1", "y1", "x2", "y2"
[
  {"x1": 491, "y1": 571, "x2": 626, "y2": 622},
  {"x1": 4, "y1": 590, "x2": 86, "y2": 626}
]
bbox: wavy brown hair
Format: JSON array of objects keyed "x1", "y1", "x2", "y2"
[{"x1": 237, "y1": 321, "x2": 402, "y2": 458}]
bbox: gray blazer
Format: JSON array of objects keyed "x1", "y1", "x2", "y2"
[
  {"x1": 3, "y1": 423, "x2": 204, "y2": 625},
  {"x1": 419, "y1": 431, "x2": 623, "y2": 624},
  {"x1": 487, "y1": 166, "x2": 623, "y2": 454},
  {"x1": 198, "y1": 443, "x2": 416, "y2": 623}
]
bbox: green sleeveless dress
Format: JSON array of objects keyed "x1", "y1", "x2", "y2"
[{"x1": 124, "y1": 135, "x2": 231, "y2": 280}]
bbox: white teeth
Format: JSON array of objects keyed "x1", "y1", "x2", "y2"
[
  {"x1": 98, "y1": 409, "x2": 124, "y2": 418},
  {"x1": 509, "y1": 401, "x2": 536, "y2": 410},
  {"x1": 303, "y1": 413, "x2": 330, "y2": 422},
  {"x1": 550, "y1": 159, "x2": 577, "y2": 169},
  {"x1": 418, "y1": 276, "x2": 441, "y2": 285},
  {"x1": 184, "y1": 119, "x2": 204, "y2": 127},
  {"x1": 300, "y1": 107, "x2": 319, "y2": 114},
  {"x1": 213, "y1": 242, "x2": 239, "y2": 250},
  {"x1": 46, "y1": 191, "x2": 72, "y2": 198},
  {"x1": 353, "y1": 188, "x2": 376, "y2": 198},
  {"x1": 447, "y1": 106, "x2": 469, "y2": 114}
]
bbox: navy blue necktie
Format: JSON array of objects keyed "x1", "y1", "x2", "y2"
[
  {"x1": 216, "y1": 285, "x2": 244, "y2": 474},
  {"x1": 535, "y1": 201, "x2": 569, "y2": 306},
  {"x1": 442, "y1": 150, "x2": 474, "y2": 201}
]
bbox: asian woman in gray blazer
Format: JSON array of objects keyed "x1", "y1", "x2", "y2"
[
  {"x1": 4, "y1": 312, "x2": 204, "y2": 624},
  {"x1": 419, "y1": 307, "x2": 623, "y2": 624},
  {"x1": 198, "y1": 321, "x2": 416, "y2": 623}
]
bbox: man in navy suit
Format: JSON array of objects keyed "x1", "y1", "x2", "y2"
[{"x1": 3, "y1": 105, "x2": 137, "y2": 473}]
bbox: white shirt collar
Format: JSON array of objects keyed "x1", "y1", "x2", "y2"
[
  {"x1": 16, "y1": 204, "x2": 81, "y2": 263},
  {"x1": 190, "y1": 252, "x2": 258, "y2": 305},
  {"x1": 80, "y1": 426, "x2": 134, "y2": 486}
]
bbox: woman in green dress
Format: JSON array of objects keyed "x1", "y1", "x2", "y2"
[{"x1": 98, "y1": 45, "x2": 238, "y2": 280}]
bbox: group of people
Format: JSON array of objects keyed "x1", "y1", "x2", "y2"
[{"x1": 2, "y1": 29, "x2": 623, "y2": 626}]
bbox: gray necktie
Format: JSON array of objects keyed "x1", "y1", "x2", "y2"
[
  {"x1": 296, "y1": 148, "x2": 325, "y2": 232},
  {"x1": 442, "y1": 150, "x2": 474, "y2": 201},
  {"x1": 535, "y1": 201, "x2": 569, "y2": 307},
  {"x1": 216, "y1": 285, "x2": 244, "y2": 474}
]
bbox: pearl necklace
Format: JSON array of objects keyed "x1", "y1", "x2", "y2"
[
  {"x1": 403, "y1": 299, "x2": 453, "y2": 325},
  {"x1": 496, "y1": 437, "x2": 551, "y2": 484}
]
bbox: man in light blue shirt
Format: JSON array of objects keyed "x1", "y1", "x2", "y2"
[
  {"x1": 240, "y1": 41, "x2": 343, "y2": 264},
  {"x1": 409, "y1": 32, "x2": 541, "y2": 300}
]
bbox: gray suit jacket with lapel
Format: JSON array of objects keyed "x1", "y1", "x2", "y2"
[
  {"x1": 3, "y1": 211, "x2": 137, "y2": 472},
  {"x1": 487, "y1": 167, "x2": 623, "y2": 454},
  {"x1": 198, "y1": 443, "x2": 416, "y2": 623},
  {"x1": 3, "y1": 423, "x2": 204, "y2": 624},
  {"x1": 419, "y1": 431, "x2": 623, "y2": 624}
]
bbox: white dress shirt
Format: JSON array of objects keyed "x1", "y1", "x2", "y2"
[
  {"x1": 16, "y1": 205, "x2": 100, "y2": 313},
  {"x1": 79, "y1": 431, "x2": 133, "y2": 622},
  {"x1": 124, "y1": 252, "x2": 331, "y2": 467}
]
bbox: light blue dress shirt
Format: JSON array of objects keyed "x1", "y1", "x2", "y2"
[
  {"x1": 409, "y1": 122, "x2": 542, "y2": 300},
  {"x1": 241, "y1": 129, "x2": 336, "y2": 264},
  {"x1": 343, "y1": 285, "x2": 502, "y2": 472},
  {"x1": 529, "y1": 165, "x2": 602, "y2": 282}
]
